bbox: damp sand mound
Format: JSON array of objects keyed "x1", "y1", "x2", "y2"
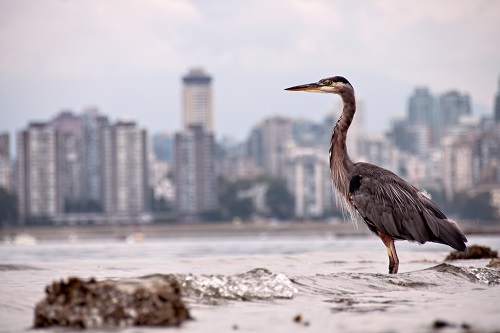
[{"x1": 33, "y1": 276, "x2": 191, "y2": 329}]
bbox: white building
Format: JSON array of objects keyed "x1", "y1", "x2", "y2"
[
  {"x1": 107, "y1": 121, "x2": 149, "y2": 215},
  {"x1": 359, "y1": 133, "x2": 398, "y2": 173},
  {"x1": 0, "y1": 158, "x2": 13, "y2": 193},
  {"x1": 442, "y1": 136, "x2": 474, "y2": 200},
  {"x1": 149, "y1": 157, "x2": 174, "y2": 203},
  {"x1": 285, "y1": 144, "x2": 331, "y2": 219},
  {"x1": 17, "y1": 123, "x2": 59, "y2": 221},
  {"x1": 259, "y1": 116, "x2": 293, "y2": 177}
]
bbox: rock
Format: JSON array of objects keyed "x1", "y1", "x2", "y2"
[
  {"x1": 433, "y1": 319, "x2": 453, "y2": 329},
  {"x1": 33, "y1": 276, "x2": 191, "y2": 329},
  {"x1": 487, "y1": 258, "x2": 500, "y2": 268},
  {"x1": 445, "y1": 245, "x2": 499, "y2": 261}
]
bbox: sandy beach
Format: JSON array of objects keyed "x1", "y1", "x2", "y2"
[{"x1": 1, "y1": 225, "x2": 499, "y2": 333}]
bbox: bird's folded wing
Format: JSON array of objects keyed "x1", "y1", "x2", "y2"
[{"x1": 350, "y1": 163, "x2": 467, "y2": 250}]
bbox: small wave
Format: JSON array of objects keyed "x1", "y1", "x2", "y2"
[
  {"x1": 427, "y1": 263, "x2": 500, "y2": 286},
  {"x1": 293, "y1": 262, "x2": 500, "y2": 300},
  {"x1": 0, "y1": 264, "x2": 42, "y2": 271},
  {"x1": 143, "y1": 268, "x2": 297, "y2": 303}
]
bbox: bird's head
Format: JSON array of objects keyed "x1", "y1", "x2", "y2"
[{"x1": 285, "y1": 76, "x2": 353, "y2": 94}]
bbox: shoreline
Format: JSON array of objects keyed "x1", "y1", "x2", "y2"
[
  {"x1": 0, "y1": 221, "x2": 369, "y2": 241},
  {"x1": 1, "y1": 219, "x2": 499, "y2": 242}
]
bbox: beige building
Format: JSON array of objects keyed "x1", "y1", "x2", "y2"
[
  {"x1": 442, "y1": 136, "x2": 473, "y2": 200},
  {"x1": 182, "y1": 68, "x2": 213, "y2": 133}
]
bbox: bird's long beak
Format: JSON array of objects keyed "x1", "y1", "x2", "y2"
[{"x1": 284, "y1": 83, "x2": 322, "y2": 92}]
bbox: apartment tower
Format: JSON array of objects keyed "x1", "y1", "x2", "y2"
[{"x1": 182, "y1": 68, "x2": 213, "y2": 133}]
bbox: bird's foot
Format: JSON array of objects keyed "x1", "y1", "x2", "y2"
[{"x1": 388, "y1": 259, "x2": 399, "y2": 274}]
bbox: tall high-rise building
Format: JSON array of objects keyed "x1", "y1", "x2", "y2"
[
  {"x1": 17, "y1": 123, "x2": 59, "y2": 222},
  {"x1": 182, "y1": 68, "x2": 213, "y2": 133},
  {"x1": 255, "y1": 116, "x2": 293, "y2": 177},
  {"x1": 442, "y1": 136, "x2": 474, "y2": 200},
  {"x1": 389, "y1": 117, "x2": 412, "y2": 153},
  {"x1": 0, "y1": 132, "x2": 13, "y2": 192},
  {"x1": 103, "y1": 120, "x2": 149, "y2": 216},
  {"x1": 359, "y1": 133, "x2": 399, "y2": 173},
  {"x1": 494, "y1": 76, "x2": 500, "y2": 124},
  {"x1": 52, "y1": 111, "x2": 86, "y2": 211},
  {"x1": 285, "y1": 145, "x2": 331, "y2": 218},
  {"x1": 174, "y1": 125, "x2": 217, "y2": 218},
  {"x1": 247, "y1": 127, "x2": 265, "y2": 169},
  {"x1": 82, "y1": 108, "x2": 109, "y2": 210},
  {"x1": 152, "y1": 132, "x2": 173, "y2": 162},
  {"x1": 408, "y1": 88, "x2": 436, "y2": 126},
  {"x1": 16, "y1": 111, "x2": 150, "y2": 224},
  {"x1": 408, "y1": 87, "x2": 439, "y2": 147},
  {"x1": 0, "y1": 132, "x2": 9, "y2": 159},
  {"x1": 439, "y1": 91, "x2": 471, "y2": 126}
]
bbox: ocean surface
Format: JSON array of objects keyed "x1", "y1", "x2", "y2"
[{"x1": 1, "y1": 231, "x2": 500, "y2": 333}]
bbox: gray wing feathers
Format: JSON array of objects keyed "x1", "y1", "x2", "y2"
[{"x1": 350, "y1": 163, "x2": 467, "y2": 251}]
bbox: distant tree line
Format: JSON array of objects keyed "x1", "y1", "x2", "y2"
[
  {"x1": 1, "y1": 185, "x2": 498, "y2": 226},
  {"x1": 427, "y1": 189, "x2": 498, "y2": 222},
  {"x1": 201, "y1": 176, "x2": 295, "y2": 222},
  {"x1": 0, "y1": 187, "x2": 17, "y2": 227}
]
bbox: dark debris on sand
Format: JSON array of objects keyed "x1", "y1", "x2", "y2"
[
  {"x1": 33, "y1": 276, "x2": 191, "y2": 329},
  {"x1": 445, "y1": 245, "x2": 499, "y2": 261},
  {"x1": 487, "y1": 258, "x2": 500, "y2": 268},
  {"x1": 293, "y1": 313, "x2": 310, "y2": 326},
  {"x1": 432, "y1": 319, "x2": 487, "y2": 332}
]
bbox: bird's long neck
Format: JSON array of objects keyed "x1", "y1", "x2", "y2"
[{"x1": 329, "y1": 87, "x2": 355, "y2": 199}]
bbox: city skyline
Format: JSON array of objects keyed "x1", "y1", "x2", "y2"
[
  {"x1": 0, "y1": 77, "x2": 497, "y2": 160},
  {"x1": 1, "y1": 1, "x2": 499, "y2": 143},
  {"x1": 2, "y1": 78, "x2": 499, "y2": 223}
]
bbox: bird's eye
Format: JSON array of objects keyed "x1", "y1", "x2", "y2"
[{"x1": 321, "y1": 79, "x2": 332, "y2": 86}]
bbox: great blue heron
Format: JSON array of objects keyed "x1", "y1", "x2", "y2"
[{"x1": 285, "y1": 76, "x2": 467, "y2": 274}]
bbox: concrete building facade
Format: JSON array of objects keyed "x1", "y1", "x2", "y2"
[
  {"x1": 17, "y1": 123, "x2": 59, "y2": 222},
  {"x1": 0, "y1": 132, "x2": 13, "y2": 192},
  {"x1": 182, "y1": 68, "x2": 213, "y2": 133},
  {"x1": 104, "y1": 121, "x2": 149, "y2": 216},
  {"x1": 285, "y1": 145, "x2": 331, "y2": 219},
  {"x1": 174, "y1": 125, "x2": 218, "y2": 218}
]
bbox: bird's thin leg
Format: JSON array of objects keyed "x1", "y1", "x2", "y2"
[
  {"x1": 388, "y1": 240, "x2": 399, "y2": 274},
  {"x1": 378, "y1": 232, "x2": 399, "y2": 274}
]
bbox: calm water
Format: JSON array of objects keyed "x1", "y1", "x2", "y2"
[{"x1": 1, "y1": 233, "x2": 500, "y2": 333}]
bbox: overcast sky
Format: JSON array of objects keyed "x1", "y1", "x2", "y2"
[{"x1": 1, "y1": 0, "x2": 499, "y2": 143}]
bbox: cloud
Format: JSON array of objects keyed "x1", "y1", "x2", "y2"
[
  {"x1": 0, "y1": 0, "x2": 499, "y2": 140},
  {"x1": 0, "y1": 0, "x2": 201, "y2": 77}
]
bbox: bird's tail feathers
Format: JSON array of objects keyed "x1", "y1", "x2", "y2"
[{"x1": 427, "y1": 214, "x2": 467, "y2": 251}]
